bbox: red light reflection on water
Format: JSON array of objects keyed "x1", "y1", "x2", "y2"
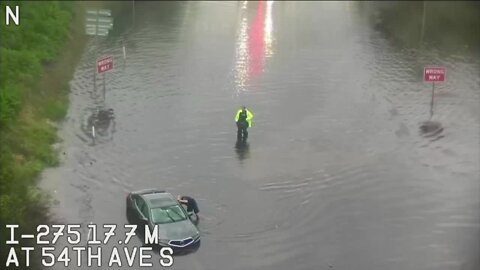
[{"x1": 247, "y1": 1, "x2": 266, "y2": 81}]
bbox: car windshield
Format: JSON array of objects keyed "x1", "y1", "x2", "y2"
[{"x1": 151, "y1": 204, "x2": 187, "y2": 224}]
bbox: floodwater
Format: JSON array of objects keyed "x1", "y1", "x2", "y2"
[{"x1": 41, "y1": 2, "x2": 479, "y2": 270}]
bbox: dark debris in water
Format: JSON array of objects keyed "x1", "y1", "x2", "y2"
[{"x1": 419, "y1": 121, "x2": 444, "y2": 138}]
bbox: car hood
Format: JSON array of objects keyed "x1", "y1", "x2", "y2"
[{"x1": 155, "y1": 219, "x2": 199, "y2": 240}]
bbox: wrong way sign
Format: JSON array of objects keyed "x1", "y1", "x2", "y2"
[
  {"x1": 97, "y1": 56, "x2": 113, "y2": 74},
  {"x1": 424, "y1": 67, "x2": 446, "y2": 82}
]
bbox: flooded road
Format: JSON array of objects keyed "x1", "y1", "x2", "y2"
[{"x1": 41, "y1": 2, "x2": 479, "y2": 270}]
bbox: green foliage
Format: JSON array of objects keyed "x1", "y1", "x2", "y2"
[
  {"x1": 0, "y1": 1, "x2": 77, "y2": 269},
  {"x1": 0, "y1": 83, "x2": 22, "y2": 123},
  {"x1": 43, "y1": 95, "x2": 68, "y2": 121},
  {"x1": 0, "y1": 1, "x2": 72, "y2": 126}
]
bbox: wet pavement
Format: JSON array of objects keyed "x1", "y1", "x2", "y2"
[{"x1": 41, "y1": 2, "x2": 479, "y2": 270}]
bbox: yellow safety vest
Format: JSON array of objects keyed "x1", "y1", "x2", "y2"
[{"x1": 235, "y1": 109, "x2": 254, "y2": 128}]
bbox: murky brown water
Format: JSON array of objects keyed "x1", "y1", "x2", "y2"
[{"x1": 41, "y1": 2, "x2": 479, "y2": 270}]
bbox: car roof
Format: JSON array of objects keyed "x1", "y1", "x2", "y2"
[{"x1": 142, "y1": 192, "x2": 177, "y2": 208}]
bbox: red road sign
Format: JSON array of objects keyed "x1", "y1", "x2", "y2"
[
  {"x1": 424, "y1": 67, "x2": 446, "y2": 82},
  {"x1": 97, "y1": 56, "x2": 113, "y2": 74}
]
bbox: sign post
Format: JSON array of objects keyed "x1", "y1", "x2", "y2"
[
  {"x1": 423, "y1": 67, "x2": 446, "y2": 119},
  {"x1": 85, "y1": 10, "x2": 113, "y2": 144},
  {"x1": 85, "y1": 9, "x2": 113, "y2": 99},
  {"x1": 97, "y1": 56, "x2": 114, "y2": 74},
  {"x1": 97, "y1": 56, "x2": 114, "y2": 102}
]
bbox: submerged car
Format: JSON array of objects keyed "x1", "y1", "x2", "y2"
[{"x1": 126, "y1": 189, "x2": 200, "y2": 250}]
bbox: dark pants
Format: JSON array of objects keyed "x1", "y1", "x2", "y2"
[{"x1": 237, "y1": 121, "x2": 248, "y2": 140}]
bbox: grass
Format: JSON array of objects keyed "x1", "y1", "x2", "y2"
[
  {"x1": 0, "y1": 1, "x2": 130, "y2": 267},
  {"x1": 0, "y1": 1, "x2": 88, "y2": 268}
]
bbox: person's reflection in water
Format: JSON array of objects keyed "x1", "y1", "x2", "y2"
[{"x1": 235, "y1": 139, "x2": 250, "y2": 162}]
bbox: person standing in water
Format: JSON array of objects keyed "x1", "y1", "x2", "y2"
[
  {"x1": 177, "y1": 195, "x2": 199, "y2": 214},
  {"x1": 235, "y1": 106, "x2": 254, "y2": 141}
]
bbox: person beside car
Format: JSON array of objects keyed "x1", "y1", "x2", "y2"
[{"x1": 177, "y1": 195, "x2": 199, "y2": 214}]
